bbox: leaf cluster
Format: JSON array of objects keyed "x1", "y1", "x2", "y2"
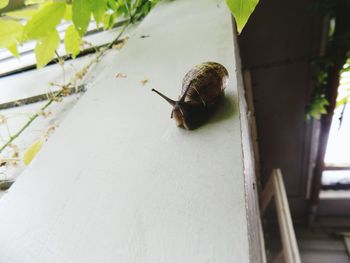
[
  {"x1": 306, "y1": 0, "x2": 350, "y2": 119},
  {"x1": 306, "y1": 58, "x2": 331, "y2": 119},
  {"x1": 306, "y1": 92, "x2": 329, "y2": 120},
  {"x1": 0, "y1": 0, "x2": 157, "y2": 68}
]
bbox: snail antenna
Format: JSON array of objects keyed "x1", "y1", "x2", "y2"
[{"x1": 152, "y1": 89, "x2": 176, "y2": 106}]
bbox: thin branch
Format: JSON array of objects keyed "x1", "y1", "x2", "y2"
[
  {"x1": 123, "y1": 0, "x2": 132, "y2": 20},
  {"x1": 0, "y1": 90, "x2": 63, "y2": 154},
  {"x1": 0, "y1": 85, "x2": 86, "y2": 111},
  {"x1": 0, "y1": 21, "x2": 131, "y2": 155},
  {"x1": 54, "y1": 50, "x2": 61, "y2": 60},
  {"x1": 0, "y1": 158, "x2": 20, "y2": 166},
  {"x1": 55, "y1": 50, "x2": 66, "y2": 84},
  {"x1": 106, "y1": 20, "x2": 130, "y2": 49}
]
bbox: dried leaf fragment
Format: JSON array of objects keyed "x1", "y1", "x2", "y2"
[
  {"x1": 0, "y1": 157, "x2": 20, "y2": 167},
  {"x1": 38, "y1": 110, "x2": 52, "y2": 118},
  {"x1": 44, "y1": 125, "x2": 57, "y2": 138},
  {"x1": 115, "y1": 72, "x2": 127, "y2": 78},
  {"x1": 10, "y1": 144, "x2": 20, "y2": 159},
  {"x1": 0, "y1": 159, "x2": 7, "y2": 167},
  {"x1": 112, "y1": 37, "x2": 129, "y2": 50},
  {"x1": 0, "y1": 114, "x2": 7, "y2": 125},
  {"x1": 140, "y1": 77, "x2": 149, "y2": 86},
  {"x1": 62, "y1": 85, "x2": 70, "y2": 96}
]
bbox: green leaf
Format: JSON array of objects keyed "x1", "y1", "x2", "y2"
[
  {"x1": 0, "y1": 0, "x2": 9, "y2": 9},
  {"x1": 64, "y1": 25, "x2": 81, "y2": 58},
  {"x1": 7, "y1": 43, "x2": 19, "y2": 57},
  {"x1": 5, "y1": 8, "x2": 39, "y2": 19},
  {"x1": 35, "y1": 30, "x2": 60, "y2": 68},
  {"x1": 0, "y1": 19, "x2": 23, "y2": 57},
  {"x1": 225, "y1": 0, "x2": 259, "y2": 34},
  {"x1": 107, "y1": 0, "x2": 117, "y2": 10},
  {"x1": 64, "y1": 4, "x2": 72, "y2": 20},
  {"x1": 72, "y1": 0, "x2": 91, "y2": 36},
  {"x1": 24, "y1": 0, "x2": 47, "y2": 6},
  {"x1": 336, "y1": 95, "x2": 350, "y2": 108},
  {"x1": 308, "y1": 96, "x2": 329, "y2": 119},
  {"x1": 23, "y1": 138, "x2": 44, "y2": 165},
  {"x1": 91, "y1": 0, "x2": 107, "y2": 26},
  {"x1": 103, "y1": 13, "x2": 116, "y2": 30},
  {"x1": 23, "y1": 2, "x2": 66, "y2": 40}
]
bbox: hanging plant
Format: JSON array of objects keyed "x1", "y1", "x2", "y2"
[{"x1": 306, "y1": 0, "x2": 350, "y2": 119}]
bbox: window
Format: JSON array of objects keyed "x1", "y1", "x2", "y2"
[{"x1": 321, "y1": 71, "x2": 350, "y2": 194}]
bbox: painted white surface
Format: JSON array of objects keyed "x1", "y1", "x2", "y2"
[
  {"x1": 0, "y1": 95, "x2": 82, "y2": 182},
  {"x1": 0, "y1": 0, "x2": 250, "y2": 262},
  {"x1": 0, "y1": 54, "x2": 91, "y2": 104}
]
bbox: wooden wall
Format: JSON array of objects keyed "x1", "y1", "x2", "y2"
[{"x1": 238, "y1": 0, "x2": 323, "y2": 222}]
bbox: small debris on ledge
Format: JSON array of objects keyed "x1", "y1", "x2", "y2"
[
  {"x1": 115, "y1": 72, "x2": 127, "y2": 78},
  {"x1": 140, "y1": 77, "x2": 149, "y2": 86}
]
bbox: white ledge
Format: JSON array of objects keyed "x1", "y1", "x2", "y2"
[{"x1": 0, "y1": 0, "x2": 251, "y2": 262}]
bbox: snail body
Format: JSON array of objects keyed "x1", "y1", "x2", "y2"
[{"x1": 152, "y1": 62, "x2": 229, "y2": 130}]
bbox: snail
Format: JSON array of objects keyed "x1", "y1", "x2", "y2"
[{"x1": 152, "y1": 62, "x2": 229, "y2": 130}]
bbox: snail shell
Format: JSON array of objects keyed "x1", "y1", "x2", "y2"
[{"x1": 152, "y1": 62, "x2": 229, "y2": 130}]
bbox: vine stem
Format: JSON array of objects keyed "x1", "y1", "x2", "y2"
[
  {"x1": 0, "y1": 90, "x2": 63, "y2": 154},
  {"x1": 55, "y1": 50, "x2": 66, "y2": 85},
  {"x1": 123, "y1": 0, "x2": 132, "y2": 20},
  {"x1": 0, "y1": 0, "x2": 152, "y2": 155},
  {"x1": 0, "y1": 21, "x2": 131, "y2": 155},
  {"x1": 107, "y1": 20, "x2": 130, "y2": 49}
]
